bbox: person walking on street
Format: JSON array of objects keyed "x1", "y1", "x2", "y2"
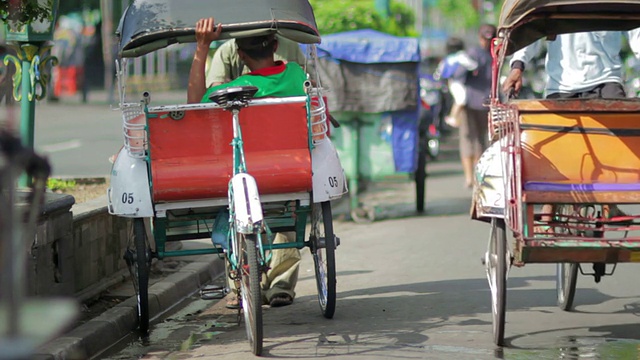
[{"x1": 454, "y1": 24, "x2": 496, "y2": 188}]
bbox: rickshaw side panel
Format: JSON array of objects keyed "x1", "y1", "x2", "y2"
[
  {"x1": 519, "y1": 112, "x2": 640, "y2": 185},
  {"x1": 148, "y1": 103, "x2": 312, "y2": 202}
]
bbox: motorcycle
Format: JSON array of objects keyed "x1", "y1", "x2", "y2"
[{"x1": 418, "y1": 73, "x2": 452, "y2": 160}]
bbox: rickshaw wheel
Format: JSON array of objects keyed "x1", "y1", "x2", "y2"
[
  {"x1": 311, "y1": 201, "x2": 337, "y2": 318},
  {"x1": 557, "y1": 263, "x2": 579, "y2": 310},
  {"x1": 128, "y1": 218, "x2": 151, "y2": 335},
  {"x1": 415, "y1": 147, "x2": 427, "y2": 213},
  {"x1": 487, "y1": 218, "x2": 507, "y2": 346},
  {"x1": 239, "y1": 233, "x2": 263, "y2": 355},
  {"x1": 555, "y1": 205, "x2": 579, "y2": 311}
]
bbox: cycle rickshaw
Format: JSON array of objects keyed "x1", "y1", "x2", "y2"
[
  {"x1": 107, "y1": 0, "x2": 348, "y2": 355},
  {"x1": 472, "y1": 0, "x2": 640, "y2": 346}
]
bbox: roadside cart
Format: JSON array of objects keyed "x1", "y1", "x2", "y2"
[{"x1": 315, "y1": 29, "x2": 425, "y2": 222}]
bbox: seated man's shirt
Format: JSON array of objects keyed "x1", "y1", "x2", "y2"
[
  {"x1": 206, "y1": 37, "x2": 307, "y2": 87},
  {"x1": 201, "y1": 61, "x2": 307, "y2": 102}
]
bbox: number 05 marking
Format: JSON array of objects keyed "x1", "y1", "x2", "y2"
[
  {"x1": 328, "y1": 176, "x2": 338, "y2": 188},
  {"x1": 122, "y1": 192, "x2": 134, "y2": 204}
]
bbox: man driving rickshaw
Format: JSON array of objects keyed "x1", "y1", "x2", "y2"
[{"x1": 501, "y1": 28, "x2": 640, "y2": 233}]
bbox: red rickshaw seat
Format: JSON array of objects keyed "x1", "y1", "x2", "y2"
[{"x1": 147, "y1": 101, "x2": 312, "y2": 202}]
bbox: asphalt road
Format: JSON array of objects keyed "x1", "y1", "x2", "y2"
[
  {"x1": 99, "y1": 158, "x2": 640, "y2": 360},
  {"x1": 18, "y1": 90, "x2": 184, "y2": 178}
]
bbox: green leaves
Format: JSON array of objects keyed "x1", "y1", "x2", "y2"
[
  {"x1": 436, "y1": 0, "x2": 480, "y2": 29},
  {"x1": 310, "y1": 0, "x2": 417, "y2": 37},
  {"x1": 1, "y1": 0, "x2": 54, "y2": 25}
]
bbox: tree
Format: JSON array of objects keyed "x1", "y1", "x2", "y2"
[
  {"x1": 435, "y1": 0, "x2": 480, "y2": 30},
  {"x1": 1, "y1": 0, "x2": 54, "y2": 25},
  {"x1": 310, "y1": 0, "x2": 417, "y2": 36}
]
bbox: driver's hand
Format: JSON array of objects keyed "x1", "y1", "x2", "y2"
[
  {"x1": 502, "y1": 68, "x2": 523, "y2": 96},
  {"x1": 195, "y1": 17, "x2": 222, "y2": 46}
]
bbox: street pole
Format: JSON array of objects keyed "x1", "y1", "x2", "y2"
[{"x1": 4, "y1": 43, "x2": 57, "y2": 187}]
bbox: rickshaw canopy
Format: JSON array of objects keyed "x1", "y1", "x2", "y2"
[
  {"x1": 498, "y1": 0, "x2": 640, "y2": 55},
  {"x1": 116, "y1": 0, "x2": 320, "y2": 58}
]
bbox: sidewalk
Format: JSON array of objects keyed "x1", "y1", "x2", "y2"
[{"x1": 35, "y1": 238, "x2": 226, "y2": 360}]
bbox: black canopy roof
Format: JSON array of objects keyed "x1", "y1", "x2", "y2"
[
  {"x1": 498, "y1": 0, "x2": 640, "y2": 55},
  {"x1": 117, "y1": 0, "x2": 319, "y2": 58}
]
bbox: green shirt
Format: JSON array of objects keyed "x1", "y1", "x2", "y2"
[
  {"x1": 201, "y1": 62, "x2": 307, "y2": 102},
  {"x1": 206, "y1": 36, "x2": 307, "y2": 87}
]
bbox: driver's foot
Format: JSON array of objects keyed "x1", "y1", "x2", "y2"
[
  {"x1": 269, "y1": 294, "x2": 293, "y2": 307},
  {"x1": 225, "y1": 294, "x2": 240, "y2": 309}
]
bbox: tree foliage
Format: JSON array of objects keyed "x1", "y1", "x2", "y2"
[
  {"x1": 1, "y1": 0, "x2": 55, "y2": 25},
  {"x1": 310, "y1": 0, "x2": 417, "y2": 37},
  {"x1": 435, "y1": 0, "x2": 480, "y2": 30}
]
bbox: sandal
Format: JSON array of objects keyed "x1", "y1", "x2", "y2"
[
  {"x1": 225, "y1": 294, "x2": 240, "y2": 309},
  {"x1": 269, "y1": 294, "x2": 293, "y2": 307}
]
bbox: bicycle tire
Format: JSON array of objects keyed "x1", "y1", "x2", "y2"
[
  {"x1": 240, "y1": 233, "x2": 263, "y2": 355},
  {"x1": 311, "y1": 201, "x2": 337, "y2": 318}
]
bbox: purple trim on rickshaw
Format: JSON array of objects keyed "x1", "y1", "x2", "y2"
[{"x1": 524, "y1": 182, "x2": 640, "y2": 192}]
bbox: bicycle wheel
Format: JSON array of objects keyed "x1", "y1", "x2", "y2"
[
  {"x1": 554, "y1": 205, "x2": 579, "y2": 311},
  {"x1": 310, "y1": 201, "x2": 336, "y2": 318},
  {"x1": 415, "y1": 144, "x2": 427, "y2": 213},
  {"x1": 556, "y1": 263, "x2": 578, "y2": 311},
  {"x1": 123, "y1": 218, "x2": 151, "y2": 334},
  {"x1": 486, "y1": 218, "x2": 507, "y2": 346},
  {"x1": 239, "y1": 233, "x2": 263, "y2": 355}
]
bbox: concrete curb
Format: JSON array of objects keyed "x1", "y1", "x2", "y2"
[{"x1": 34, "y1": 255, "x2": 226, "y2": 360}]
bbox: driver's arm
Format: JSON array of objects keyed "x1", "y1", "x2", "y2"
[
  {"x1": 502, "y1": 39, "x2": 542, "y2": 95},
  {"x1": 188, "y1": 18, "x2": 222, "y2": 103}
]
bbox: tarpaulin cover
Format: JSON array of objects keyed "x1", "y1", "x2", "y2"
[
  {"x1": 315, "y1": 29, "x2": 420, "y2": 113},
  {"x1": 391, "y1": 111, "x2": 419, "y2": 173},
  {"x1": 317, "y1": 59, "x2": 419, "y2": 113},
  {"x1": 317, "y1": 29, "x2": 420, "y2": 64}
]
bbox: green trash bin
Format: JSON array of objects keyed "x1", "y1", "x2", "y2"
[{"x1": 330, "y1": 111, "x2": 425, "y2": 222}]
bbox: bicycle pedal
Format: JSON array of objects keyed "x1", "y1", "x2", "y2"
[{"x1": 200, "y1": 285, "x2": 227, "y2": 300}]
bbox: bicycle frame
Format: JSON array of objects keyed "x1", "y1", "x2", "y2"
[{"x1": 226, "y1": 105, "x2": 269, "y2": 271}]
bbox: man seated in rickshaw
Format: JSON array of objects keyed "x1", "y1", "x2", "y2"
[
  {"x1": 187, "y1": 17, "x2": 307, "y2": 308},
  {"x1": 502, "y1": 29, "x2": 640, "y2": 229},
  {"x1": 205, "y1": 34, "x2": 307, "y2": 88},
  {"x1": 187, "y1": 17, "x2": 307, "y2": 103}
]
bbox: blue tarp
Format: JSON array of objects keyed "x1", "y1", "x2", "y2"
[
  {"x1": 391, "y1": 111, "x2": 419, "y2": 173},
  {"x1": 317, "y1": 29, "x2": 420, "y2": 64}
]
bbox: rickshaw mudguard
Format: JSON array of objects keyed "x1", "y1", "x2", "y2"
[
  {"x1": 311, "y1": 137, "x2": 348, "y2": 203},
  {"x1": 231, "y1": 173, "x2": 264, "y2": 234},
  {"x1": 107, "y1": 147, "x2": 154, "y2": 218},
  {"x1": 472, "y1": 141, "x2": 505, "y2": 222}
]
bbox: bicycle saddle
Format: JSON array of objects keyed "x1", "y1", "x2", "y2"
[{"x1": 208, "y1": 86, "x2": 259, "y2": 109}]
